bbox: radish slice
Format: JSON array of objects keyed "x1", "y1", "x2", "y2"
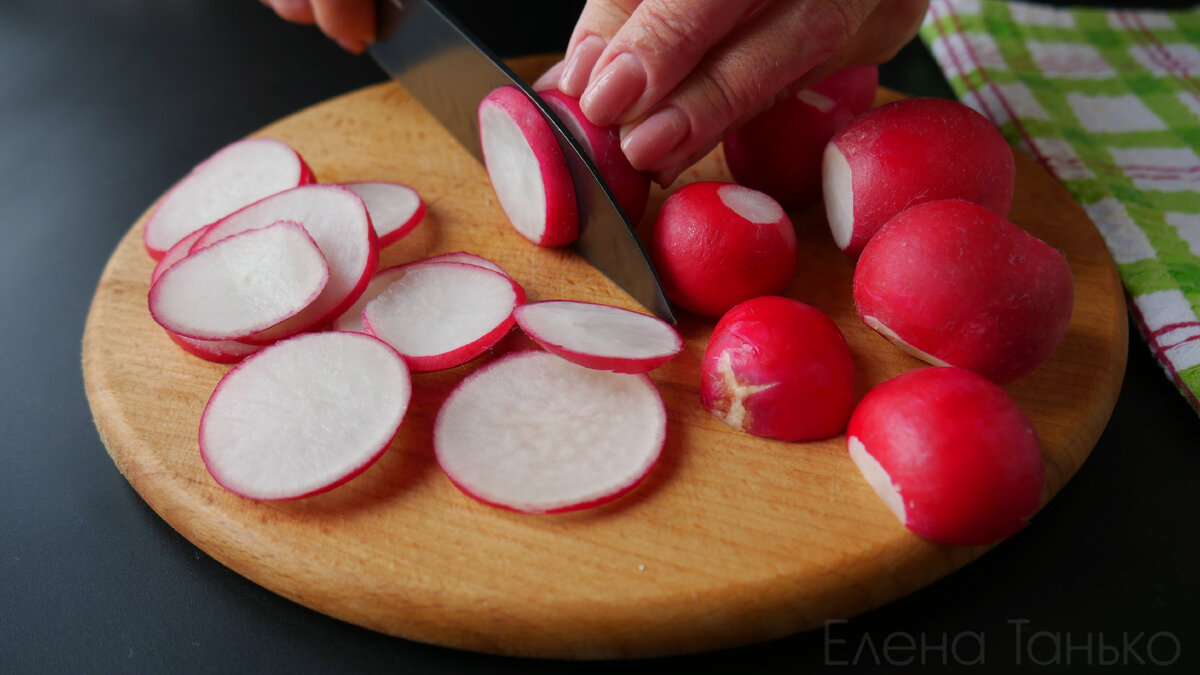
[
  {"x1": 151, "y1": 225, "x2": 211, "y2": 285},
  {"x1": 514, "y1": 300, "x2": 682, "y2": 373},
  {"x1": 143, "y1": 138, "x2": 314, "y2": 259},
  {"x1": 342, "y1": 181, "x2": 425, "y2": 248},
  {"x1": 419, "y1": 251, "x2": 511, "y2": 278},
  {"x1": 196, "y1": 184, "x2": 378, "y2": 344},
  {"x1": 200, "y1": 331, "x2": 412, "y2": 501},
  {"x1": 479, "y1": 85, "x2": 578, "y2": 247},
  {"x1": 434, "y1": 350, "x2": 666, "y2": 514},
  {"x1": 362, "y1": 261, "x2": 523, "y2": 371},
  {"x1": 149, "y1": 220, "x2": 330, "y2": 341}
]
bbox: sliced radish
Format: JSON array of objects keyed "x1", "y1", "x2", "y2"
[
  {"x1": 151, "y1": 225, "x2": 211, "y2": 285},
  {"x1": 539, "y1": 88, "x2": 650, "y2": 223},
  {"x1": 362, "y1": 261, "x2": 523, "y2": 371},
  {"x1": 166, "y1": 331, "x2": 263, "y2": 364},
  {"x1": 434, "y1": 350, "x2": 666, "y2": 514},
  {"x1": 418, "y1": 250, "x2": 511, "y2": 278},
  {"x1": 514, "y1": 300, "x2": 682, "y2": 373},
  {"x1": 143, "y1": 138, "x2": 315, "y2": 259},
  {"x1": 195, "y1": 184, "x2": 378, "y2": 344},
  {"x1": 341, "y1": 181, "x2": 425, "y2": 248},
  {"x1": 149, "y1": 220, "x2": 330, "y2": 341},
  {"x1": 479, "y1": 85, "x2": 578, "y2": 247},
  {"x1": 200, "y1": 331, "x2": 412, "y2": 501}
]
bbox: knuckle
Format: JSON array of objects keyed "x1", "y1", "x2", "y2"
[{"x1": 632, "y1": 2, "x2": 712, "y2": 60}]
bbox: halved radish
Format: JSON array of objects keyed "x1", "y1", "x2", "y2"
[
  {"x1": 195, "y1": 184, "x2": 378, "y2": 344},
  {"x1": 362, "y1": 261, "x2": 523, "y2": 371},
  {"x1": 143, "y1": 137, "x2": 315, "y2": 259},
  {"x1": 341, "y1": 181, "x2": 425, "y2": 248},
  {"x1": 434, "y1": 350, "x2": 666, "y2": 514},
  {"x1": 538, "y1": 88, "x2": 650, "y2": 223},
  {"x1": 149, "y1": 220, "x2": 330, "y2": 341},
  {"x1": 200, "y1": 331, "x2": 412, "y2": 501},
  {"x1": 514, "y1": 300, "x2": 682, "y2": 373},
  {"x1": 479, "y1": 85, "x2": 578, "y2": 247}
]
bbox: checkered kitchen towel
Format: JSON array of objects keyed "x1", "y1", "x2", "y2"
[{"x1": 919, "y1": 0, "x2": 1200, "y2": 413}]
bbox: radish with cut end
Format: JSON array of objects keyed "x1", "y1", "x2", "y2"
[
  {"x1": 846, "y1": 367, "x2": 1045, "y2": 546},
  {"x1": 434, "y1": 350, "x2": 666, "y2": 514},
  {"x1": 649, "y1": 181, "x2": 797, "y2": 318},
  {"x1": 701, "y1": 296, "x2": 855, "y2": 441},
  {"x1": 854, "y1": 199, "x2": 1074, "y2": 384},
  {"x1": 143, "y1": 137, "x2": 315, "y2": 259},
  {"x1": 196, "y1": 184, "x2": 378, "y2": 344},
  {"x1": 723, "y1": 66, "x2": 876, "y2": 209},
  {"x1": 479, "y1": 85, "x2": 578, "y2": 247},
  {"x1": 362, "y1": 261, "x2": 523, "y2": 371},
  {"x1": 823, "y1": 97, "x2": 1016, "y2": 257},
  {"x1": 514, "y1": 300, "x2": 682, "y2": 373},
  {"x1": 149, "y1": 220, "x2": 330, "y2": 341},
  {"x1": 342, "y1": 181, "x2": 425, "y2": 248},
  {"x1": 200, "y1": 331, "x2": 412, "y2": 501},
  {"x1": 538, "y1": 88, "x2": 650, "y2": 223}
]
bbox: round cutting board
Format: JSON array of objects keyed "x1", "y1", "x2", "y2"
[{"x1": 82, "y1": 56, "x2": 1127, "y2": 659}]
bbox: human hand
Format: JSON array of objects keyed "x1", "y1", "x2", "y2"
[
  {"x1": 259, "y1": 0, "x2": 375, "y2": 53},
  {"x1": 534, "y1": 0, "x2": 929, "y2": 186}
]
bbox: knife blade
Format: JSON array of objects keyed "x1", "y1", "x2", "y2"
[{"x1": 370, "y1": 0, "x2": 674, "y2": 324}]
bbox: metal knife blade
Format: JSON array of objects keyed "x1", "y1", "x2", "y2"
[{"x1": 370, "y1": 0, "x2": 674, "y2": 324}]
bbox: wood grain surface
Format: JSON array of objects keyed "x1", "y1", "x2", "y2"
[{"x1": 82, "y1": 56, "x2": 1128, "y2": 659}]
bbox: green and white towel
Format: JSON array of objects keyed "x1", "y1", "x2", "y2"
[{"x1": 919, "y1": 0, "x2": 1200, "y2": 413}]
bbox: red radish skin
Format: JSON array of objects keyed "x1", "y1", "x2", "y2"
[
  {"x1": 723, "y1": 66, "x2": 876, "y2": 209},
  {"x1": 200, "y1": 331, "x2": 412, "y2": 501},
  {"x1": 479, "y1": 85, "x2": 578, "y2": 247},
  {"x1": 853, "y1": 199, "x2": 1074, "y2": 384},
  {"x1": 143, "y1": 138, "x2": 315, "y2": 259},
  {"x1": 195, "y1": 184, "x2": 378, "y2": 344},
  {"x1": 701, "y1": 296, "x2": 855, "y2": 441},
  {"x1": 148, "y1": 220, "x2": 330, "y2": 342},
  {"x1": 538, "y1": 88, "x2": 651, "y2": 223},
  {"x1": 362, "y1": 261, "x2": 524, "y2": 372},
  {"x1": 649, "y1": 181, "x2": 797, "y2": 318},
  {"x1": 341, "y1": 181, "x2": 425, "y2": 248},
  {"x1": 151, "y1": 225, "x2": 211, "y2": 285},
  {"x1": 823, "y1": 97, "x2": 1016, "y2": 257},
  {"x1": 846, "y1": 367, "x2": 1045, "y2": 546},
  {"x1": 514, "y1": 300, "x2": 683, "y2": 373},
  {"x1": 434, "y1": 350, "x2": 666, "y2": 514},
  {"x1": 417, "y1": 251, "x2": 511, "y2": 278}
]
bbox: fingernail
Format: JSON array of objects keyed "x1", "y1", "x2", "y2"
[
  {"x1": 620, "y1": 106, "x2": 689, "y2": 171},
  {"x1": 580, "y1": 52, "x2": 646, "y2": 127},
  {"x1": 559, "y1": 35, "x2": 605, "y2": 97},
  {"x1": 335, "y1": 37, "x2": 367, "y2": 54}
]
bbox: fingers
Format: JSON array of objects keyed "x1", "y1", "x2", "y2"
[
  {"x1": 262, "y1": 0, "x2": 316, "y2": 24},
  {"x1": 557, "y1": 0, "x2": 638, "y2": 97},
  {"x1": 262, "y1": 0, "x2": 375, "y2": 53}
]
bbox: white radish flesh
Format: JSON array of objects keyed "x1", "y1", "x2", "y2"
[
  {"x1": 148, "y1": 220, "x2": 329, "y2": 341},
  {"x1": 434, "y1": 350, "x2": 666, "y2": 514},
  {"x1": 200, "y1": 331, "x2": 412, "y2": 501},
  {"x1": 342, "y1": 181, "x2": 425, "y2": 248},
  {"x1": 514, "y1": 300, "x2": 682, "y2": 373},
  {"x1": 419, "y1": 251, "x2": 511, "y2": 278},
  {"x1": 143, "y1": 138, "x2": 314, "y2": 259},
  {"x1": 362, "y1": 261, "x2": 522, "y2": 371}
]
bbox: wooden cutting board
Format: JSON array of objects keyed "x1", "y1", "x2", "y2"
[{"x1": 82, "y1": 56, "x2": 1128, "y2": 659}]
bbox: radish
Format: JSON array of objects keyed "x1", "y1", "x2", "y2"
[
  {"x1": 649, "y1": 181, "x2": 797, "y2": 318},
  {"x1": 417, "y1": 250, "x2": 512, "y2": 278},
  {"x1": 853, "y1": 199, "x2": 1074, "y2": 384},
  {"x1": 723, "y1": 65, "x2": 876, "y2": 209},
  {"x1": 823, "y1": 97, "x2": 1016, "y2": 257},
  {"x1": 151, "y1": 225, "x2": 211, "y2": 286},
  {"x1": 538, "y1": 88, "x2": 650, "y2": 223},
  {"x1": 195, "y1": 184, "x2": 378, "y2": 344},
  {"x1": 434, "y1": 350, "x2": 666, "y2": 514},
  {"x1": 362, "y1": 261, "x2": 523, "y2": 371},
  {"x1": 200, "y1": 331, "x2": 412, "y2": 501},
  {"x1": 341, "y1": 181, "x2": 425, "y2": 248},
  {"x1": 513, "y1": 300, "x2": 682, "y2": 373},
  {"x1": 701, "y1": 296, "x2": 855, "y2": 441},
  {"x1": 143, "y1": 137, "x2": 315, "y2": 259},
  {"x1": 148, "y1": 220, "x2": 330, "y2": 341},
  {"x1": 479, "y1": 85, "x2": 578, "y2": 247},
  {"x1": 846, "y1": 366, "x2": 1045, "y2": 546}
]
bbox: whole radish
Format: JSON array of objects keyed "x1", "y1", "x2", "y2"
[
  {"x1": 649, "y1": 181, "x2": 797, "y2": 318},
  {"x1": 701, "y1": 296, "x2": 855, "y2": 441},
  {"x1": 846, "y1": 366, "x2": 1045, "y2": 547}
]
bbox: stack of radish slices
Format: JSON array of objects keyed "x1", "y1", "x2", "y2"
[{"x1": 144, "y1": 137, "x2": 681, "y2": 510}]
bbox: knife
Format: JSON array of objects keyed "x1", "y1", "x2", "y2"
[{"x1": 370, "y1": 0, "x2": 674, "y2": 324}]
